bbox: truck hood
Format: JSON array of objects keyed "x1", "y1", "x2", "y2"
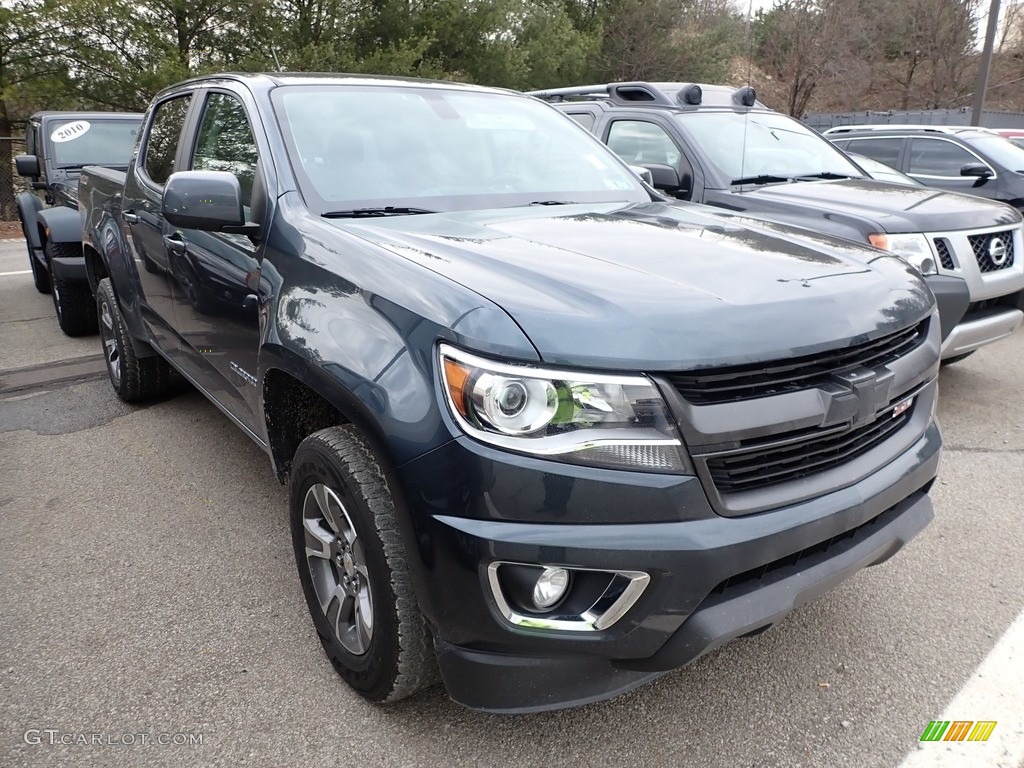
[
  {"x1": 333, "y1": 202, "x2": 934, "y2": 370},
  {"x1": 737, "y1": 178, "x2": 1020, "y2": 233}
]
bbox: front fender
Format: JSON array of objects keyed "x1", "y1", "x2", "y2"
[
  {"x1": 36, "y1": 205, "x2": 83, "y2": 245},
  {"x1": 16, "y1": 193, "x2": 43, "y2": 252}
]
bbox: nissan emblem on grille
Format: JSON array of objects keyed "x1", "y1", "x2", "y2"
[{"x1": 989, "y1": 237, "x2": 1009, "y2": 267}]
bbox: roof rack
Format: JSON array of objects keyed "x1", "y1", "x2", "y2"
[
  {"x1": 528, "y1": 82, "x2": 761, "y2": 110},
  {"x1": 823, "y1": 124, "x2": 990, "y2": 136},
  {"x1": 529, "y1": 82, "x2": 678, "y2": 106}
]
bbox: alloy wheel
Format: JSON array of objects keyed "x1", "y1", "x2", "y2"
[{"x1": 302, "y1": 483, "x2": 374, "y2": 655}]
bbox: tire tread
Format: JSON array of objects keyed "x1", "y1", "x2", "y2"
[
  {"x1": 96, "y1": 278, "x2": 170, "y2": 401},
  {"x1": 295, "y1": 425, "x2": 438, "y2": 703}
]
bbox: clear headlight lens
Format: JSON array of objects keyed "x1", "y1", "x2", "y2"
[
  {"x1": 439, "y1": 344, "x2": 688, "y2": 473},
  {"x1": 868, "y1": 232, "x2": 937, "y2": 275}
]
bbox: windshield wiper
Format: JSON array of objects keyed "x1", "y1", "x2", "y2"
[
  {"x1": 529, "y1": 200, "x2": 578, "y2": 206},
  {"x1": 794, "y1": 172, "x2": 858, "y2": 181},
  {"x1": 730, "y1": 174, "x2": 793, "y2": 186},
  {"x1": 322, "y1": 207, "x2": 436, "y2": 218}
]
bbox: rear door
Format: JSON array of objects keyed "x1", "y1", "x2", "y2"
[
  {"x1": 122, "y1": 93, "x2": 195, "y2": 353},
  {"x1": 840, "y1": 136, "x2": 906, "y2": 172}
]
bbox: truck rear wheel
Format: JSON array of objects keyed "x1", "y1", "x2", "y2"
[
  {"x1": 290, "y1": 425, "x2": 437, "y2": 704},
  {"x1": 47, "y1": 242, "x2": 97, "y2": 336},
  {"x1": 96, "y1": 278, "x2": 169, "y2": 401}
]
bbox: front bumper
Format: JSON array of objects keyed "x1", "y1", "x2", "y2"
[
  {"x1": 394, "y1": 412, "x2": 941, "y2": 712},
  {"x1": 435, "y1": 489, "x2": 932, "y2": 713},
  {"x1": 940, "y1": 307, "x2": 1023, "y2": 358}
]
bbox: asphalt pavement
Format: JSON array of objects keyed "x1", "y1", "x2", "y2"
[{"x1": 2, "y1": 238, "x2": 1023, "y2": 767}]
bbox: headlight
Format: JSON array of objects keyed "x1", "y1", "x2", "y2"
[
  {"x1": 868, "y1": 232, "x2": 937, "y2": 275},
  {"x1": 438, "y1": 344, "x2": 688, "y2": 472}
]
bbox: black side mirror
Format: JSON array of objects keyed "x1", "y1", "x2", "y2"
[
  {"x1": 163, "y1": 171, "x2": 255, "y2": 233},
  {"x1": 15, "y1": 154, "x2": 40, "y2": 178},
  {"x1": 960, "y1": 163, "x2": 993, "y2": 179},
  {"x1": 642, "y1": 163, "x2": 681, "y2": 192}
]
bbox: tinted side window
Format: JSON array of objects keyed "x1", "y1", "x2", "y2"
[
  {"x1": 144, "y1": 96, "x2": 191, "y2": 186},
  {"x1": 607, "y1": 121, "x2": 680, "y2": 166},
  {"x1": 191, "y1": 93, "x2": 258, "y2": 208},
  {"x1": 567, "y1": 112, "x2": 596, "y2": 131},
  {"x1": 845, "y1": 137, "x2": 903, "y2": 167},
  {"x1": 908, "y1": 138, "x2": 980, "y2": 177}
]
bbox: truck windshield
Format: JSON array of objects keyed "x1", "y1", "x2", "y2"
[
  {"x1": 272, "y1": 84, "x2": 649, "y2": 213},
  {"x1": 676, "y1": 112, "x2": 865, "y2": 186},
  {"x1": 49, "y1": 119, "x2": 142, "y2": 169}
]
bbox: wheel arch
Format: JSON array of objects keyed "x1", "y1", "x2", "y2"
[
  {"x1": 261, "y1": 358, "x2": 402, "y2": 487},
  {"x1": 83, "y1": 242, "x2": 109, "y2": 294}
]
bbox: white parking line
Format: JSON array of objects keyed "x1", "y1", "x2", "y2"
[
  {"x1": 0, "y1": 270, "x2": 32, "y2": 277},
  {"x1": 900, "y1": 607, "x2": 1024, "y2": 767}
]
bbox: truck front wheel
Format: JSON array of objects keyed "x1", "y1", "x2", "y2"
[
  {"x1": 289, "y1": 425, "x2": 437, "y2": 704},
  {"x1": 47, "y1": 242, "x2": 97, "y2": 336},
  {"x1": 96, "y1": 278, "x2": 169, "y2": 401}
]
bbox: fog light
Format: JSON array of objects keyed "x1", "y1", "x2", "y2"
[{"x1": 532, "y1": 567, "x2": 570, "y2": 610}]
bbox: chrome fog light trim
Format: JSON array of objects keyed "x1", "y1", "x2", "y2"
[{"x1": 486, "y1": 561, "x2": 650, "y2": 632}]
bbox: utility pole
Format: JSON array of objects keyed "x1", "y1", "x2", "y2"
[{"x1": 971, "y1": 0, "x2": 1002, "y2": 126}]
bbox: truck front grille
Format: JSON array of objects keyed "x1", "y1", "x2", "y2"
[
  {"x1": 665, "y1": 320, "x2": 927, "y2": 405},
  {"x1": 968, "y1": 230, "x2": 1015, "y2": 272},
  {"x1": 704, "y1": 403, "x2": 912, "y2": 494}
]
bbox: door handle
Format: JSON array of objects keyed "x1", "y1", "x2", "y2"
[
  {"x1": 123, "y1": 210, "x2": 140, "y2": 224},
  {"x1": 162, "y1": 234, "x2": 187, "y2": 254}
]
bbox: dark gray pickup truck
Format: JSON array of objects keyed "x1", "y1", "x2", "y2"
[
  {"x1": 15, "y1": 111, "x2": 142, "y2": 335},
  {"x1": 80, "y1": 73, "x2": 941, "y2": 712}
]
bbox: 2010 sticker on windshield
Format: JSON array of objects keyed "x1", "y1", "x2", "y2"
[{"x1": 51, "y1": 121, "x2": 91, "y2": 143}]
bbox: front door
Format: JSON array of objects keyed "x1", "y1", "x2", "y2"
[{"x1": 169, "y1": 90, "x2": 264, "y2": 429}]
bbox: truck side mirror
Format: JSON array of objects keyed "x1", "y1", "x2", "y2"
[
  {"x1": 163, "y1": 171, "x2": 246, "y2": 231},
  {"x1": 643, "y1": 164, "x2": 688, "y2": 197},
  {"x1": 15, "y1": 154, "x2": 40, "y2": 178},
  {"x1": 960, "y1": 163, "x2": 992, "y2": 179}
]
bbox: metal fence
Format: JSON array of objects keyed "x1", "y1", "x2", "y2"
[
  {"x1": 804, "y1": 108, "x2": 1024, "y2": 132},
  {"x1": 1, "y1": 136, "x2": 28, "y2": 223}
]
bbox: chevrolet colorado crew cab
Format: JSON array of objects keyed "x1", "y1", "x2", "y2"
[
  {"x1": 15, "y1": 111, "x2": 143, "y2": 335},
  {"x1": 80, "y1": 73, "x2": 941, "y2": 712},
  {"x1": 532, "y1": 82, "x2": 1024, "y2": 363}
]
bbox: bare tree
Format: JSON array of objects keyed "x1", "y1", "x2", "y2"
[{"x1": 753, "y1": 0, "x2": 853, "y2": 116}]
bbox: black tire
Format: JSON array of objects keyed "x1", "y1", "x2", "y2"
[
  {"x1": 47, "y1": 241, "x2": 98, "y2": 336},
  {"x1": 96, "y1": 277, "x2": 170, "y2": 401},
  {"x1": 290, "y1": 425, "x2": 437, "y2": 704},
  {"x1": 21, "y1": 219, "x2": 50, "y2": 294},
  {"x1": 941, "y1": 351, "x2": 976, "y2": 366}
]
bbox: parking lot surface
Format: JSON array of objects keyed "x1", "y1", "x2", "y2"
[{"x1": 2, "y1": 239, "x2": 1023, "y2": 767}]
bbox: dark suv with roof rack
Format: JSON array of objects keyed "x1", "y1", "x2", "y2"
[
  {"x1": 532, "y1": 83, "x2": 1024, "y2": 363},
  {"x1": 824, "y1": 125, "x2": 1024, "y2": 209}
]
